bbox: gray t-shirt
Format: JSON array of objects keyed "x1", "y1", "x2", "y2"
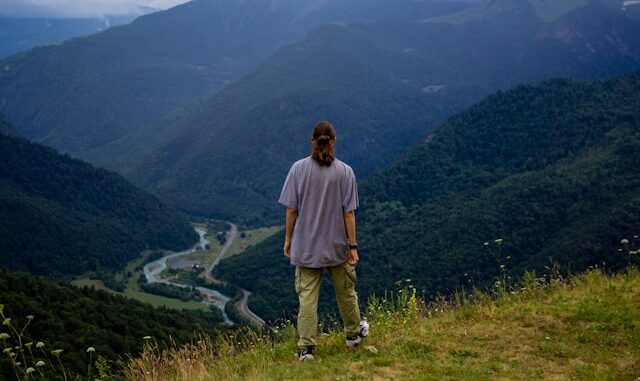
[{"x1": 279, "y1": 157, "x2": 359, "y2": 268}]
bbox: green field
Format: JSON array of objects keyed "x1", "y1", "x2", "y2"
[
  {"x1": 127, "y1": 268, "x2": 640, "y2": 380},
  {"x1": 71, "y1": 224, "x2": 280, "y2": 312},
  {"x1": 72, "y1": 249, "x2": 210, "y2": 311},
  {"x1": 226, "y1": 226, "x2": 282, "y2": 258}
]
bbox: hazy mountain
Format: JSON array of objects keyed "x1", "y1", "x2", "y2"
[
  {"x1": 0, "y1": 112, "x2": 17, "y2": 135},
  {"x1": 112, "y1": 0, "x2": 640, "y2": 225},
  {"x1": 0, "y1": 132, "x2": 197, "y2": 277},
  {"x1": 216, "y1": 70, "x2": 640, "y2": 321},
  {"x1": 0, "y1": 0, "x2": 471, "y2": 156},
  {"x1": 0, "y1": 16, "x2": 136, "y2": 58},
  {"x1": 0, "y1": 268, "x2": 222, "y2": 378}
]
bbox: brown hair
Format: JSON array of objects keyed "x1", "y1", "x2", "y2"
[{"x1": 310, "y1": 121, "x2": 337, "y2": 166}]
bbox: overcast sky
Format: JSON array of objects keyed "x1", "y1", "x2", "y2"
[{"x1": 0, "y1": 0, "x2": 192, "y2": 18}]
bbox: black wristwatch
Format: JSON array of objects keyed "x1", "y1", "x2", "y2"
[{"x1": 348, "y1": 243, "x2": 358, "y2": 250}]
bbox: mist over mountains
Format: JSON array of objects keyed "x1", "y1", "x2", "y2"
[
  {"x1": 0, "y1": 16, "x2": 137, "y2": 59},
  {"x1": 109, "y1": 0, "x2": 640, "y2": 224},
  {"x1": 0, "y1": 0, "x2": 471, "y2": 155}
]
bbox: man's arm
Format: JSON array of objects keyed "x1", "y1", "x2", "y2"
[
  {"x1": 283, "y1": 207, "x2": 297, "y2": 258},
  {"x1": 344, "y1": 211, "x2": 359, "y2": 266}
]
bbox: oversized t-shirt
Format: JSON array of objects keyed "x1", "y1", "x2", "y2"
[{"x1": 278, "y1": 157, "x2": 358, "y2": 268}]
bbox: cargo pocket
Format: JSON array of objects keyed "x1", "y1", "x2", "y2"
[
  {"x1": 295, "y1": 266, "x2": 302, "y2": 294},
  {"x1": 345, "y1": 264, "x2": 357, "y2": 289}
]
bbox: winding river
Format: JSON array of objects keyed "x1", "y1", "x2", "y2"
[{"x1": 142, "y1": 227, "x2": 235, "y2": 325}]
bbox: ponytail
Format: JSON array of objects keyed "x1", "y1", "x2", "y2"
[{"x1": 311, "y1": 121, "x2": 336, "y2": 166}]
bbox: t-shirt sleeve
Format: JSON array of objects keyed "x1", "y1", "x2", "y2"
[
  {"x1": 342, "y1": 167, "x2": 359, "y2": 212},
  {"x1": 278, "y1": 164, "x2": 298, "y2": 209}
]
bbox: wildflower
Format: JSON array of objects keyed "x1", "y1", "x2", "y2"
[
  {"x1": 36, "y1": 342, "x2": 44, "y2": 348},
  {"x1": 36, "y1": 361, "x2": 45, "y2": 367},
  {"x1": 86, "y1": 347, "x2": 95, "y2": 353},
  {"x1": 621, "y1": 239, "x2": 629, "y2": 245},
  {"x1": 483, "y1": 242, "x2": 489, "y2": 246},
  {"x1": 495, "y1": 239, "x2": 503, "y2": 245},
  {"x1": 500, "y1": 265, "x2": 506, "y2": 269},
  {"x1": 0, "y1": 304, "x2": 3, "y2": 313},
  {"x1": 25, "y1": 342, "x2": 32, "y2": 348},
  {"x1": 26, "y1": 367, "x2": 35, "y2": 374},
  {"x1": 51, "y1": 349, "x2": 63, "y2": 357},
  {"x1": 2, "y1": 348, "x2": 11, "y2": 354},
  {"x1": 0, "y1": 333, "x2": 9, "y2": 340},
  {"x1": 26, "y1": 315, "x2": 34, "y2": 321},
  {"x1": 143, "y1": 336, "x2": 152, "y2": 340},
  {"x1": 2, "y1": 318, "x2": 10, "y2": 326}
]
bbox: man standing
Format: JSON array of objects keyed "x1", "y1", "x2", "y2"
[{"x1": 279, "y1": 121, "x2": 369, "y2": 361}]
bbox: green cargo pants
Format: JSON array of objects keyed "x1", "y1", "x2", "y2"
[{"x1": 295, "y1": 263, "x2": 361, "y2": 347}]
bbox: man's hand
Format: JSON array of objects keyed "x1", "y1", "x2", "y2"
[
  {"x1": 283, "y1": 239, "x2": 291, "y2": 258},
  {"x1": 348, "y1": 249, "x2": 359, "y2": 266}
]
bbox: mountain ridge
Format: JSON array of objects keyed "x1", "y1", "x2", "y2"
[
  {"x1": 216, "y1": 69, "x2": 640, "y2": 321},
  {"x1": 110, "y1": 0, "x2": 640, "y2": 224},
  {"x1": 0, "y1": 131, "x2": 198, "y2": 277}
]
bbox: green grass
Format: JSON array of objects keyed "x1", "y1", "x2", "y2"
[
  {"x1": 225, "y1": 226, "x2": 283, "y2": 258},
  {"x1": 125, "y1": 269, "x2": 640, "y2": 380},
  {"x1": 72, "y1": 250, "x2": 210, "y2": 312},
  {"x1": 71, "y1": 278, "x2": 110, "y2": 291}
]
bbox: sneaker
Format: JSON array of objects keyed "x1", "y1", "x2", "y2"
[
  {"x1": 346, "y1": 320, "x2": 369, "y2": 348},
  {"x1": 295, "y1": 346, "x2": 314, "y2": 361}
]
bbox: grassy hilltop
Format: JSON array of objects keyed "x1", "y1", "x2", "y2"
[{"x1": 126, "y1": 268, "x2": 640, "y2": 380}]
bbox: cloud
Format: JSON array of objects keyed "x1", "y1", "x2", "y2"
[{"x1": 0, "y1": 0, "x2": 192, "y2": 18}]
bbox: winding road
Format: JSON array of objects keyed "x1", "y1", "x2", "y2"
[{"x1": 204, "y1": 223, "x2": 267, "y2": 328}]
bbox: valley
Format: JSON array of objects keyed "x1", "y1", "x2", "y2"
[
  {"x1": 1, "y1": 0, "x2": 640, "y2": 378},
  {"x1": 72, "y1": 222, "x2": 273, "y2": 326}
]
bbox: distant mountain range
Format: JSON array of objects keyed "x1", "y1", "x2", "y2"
[
  {"x1": 0, "y1": 16, "x2": 136, "y2": 59},
  {"x1": 217, "y1": 69, "x2": 640, "y2": 321},
  {"x1": 0, "y1": 0, "x2": 471, "y2": 155},
  {"x1": 0, "y1": 128, "x2": 197, "y2": 277},
  {"x1": 1, "y1": 0, "x2": 639, "y2": 227},
  {"x1": 114, "y1": 0, "x2": 640, "y2": 224}
]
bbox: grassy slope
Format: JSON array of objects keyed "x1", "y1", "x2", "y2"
[{"x1": 126, "y1": 268, "x2": 640, "y2": 380}]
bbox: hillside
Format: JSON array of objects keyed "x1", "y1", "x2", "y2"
[
  {"x1": 110, "y1": 0, "x2": 640, "y2": 224},
  {"x1": 0, "y1": 0, "x2": 470, "y2": 156},
  {"x1": 0, "y1": 113, "x2": 16, "y2": 135},
  {"x1": 125, "y1": 269, "x2": 640, "y2": 380},
  {"x1": 0, "y1": 16, "x2": 135, "y2": 59},
  {"x1": 216, "y1": 70, "x2": 640, "y2": 321},
  {"x1": 0, "y1": 132, "x2": 197, "y2": 277},
  {"x1": 0, "y1": 267, "x2": 223, "y2": 379}
]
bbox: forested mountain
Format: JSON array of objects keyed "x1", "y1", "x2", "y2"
[
  {"x1": 0, "y1": 132, "x2": 197, "y2": 277},
  {"x1": 113, "y1": 0, "x2": 640, "y2": 225},
  {"x1": 0, "y1": 0, "x2": 471, "y2": 156},
  {"x1": 216, "y1": 70, "x2": 640, "y2": 321},
  {"x1": 0, "y1": 268, "x2": 222, "y2": 378},
  {"x1": 0, "y1": 16, "x2": 135, "y2": 59},
  {"x1": 0, "y1": 113, "x2": 17, "y2": 135}
]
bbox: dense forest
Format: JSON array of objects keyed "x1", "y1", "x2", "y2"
[
  {"x1": 0, "y1": 131, "x2": 197, "y2": 277},
  {"x1": 0, "y1": 268, "x2": 223, "y2": 379},
  {"x1": 217, "y1": 70, "x2": 640, "y2": 321},
  {"x1": 117, "y1": 0, "x2": 640, "y2": 225}
]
